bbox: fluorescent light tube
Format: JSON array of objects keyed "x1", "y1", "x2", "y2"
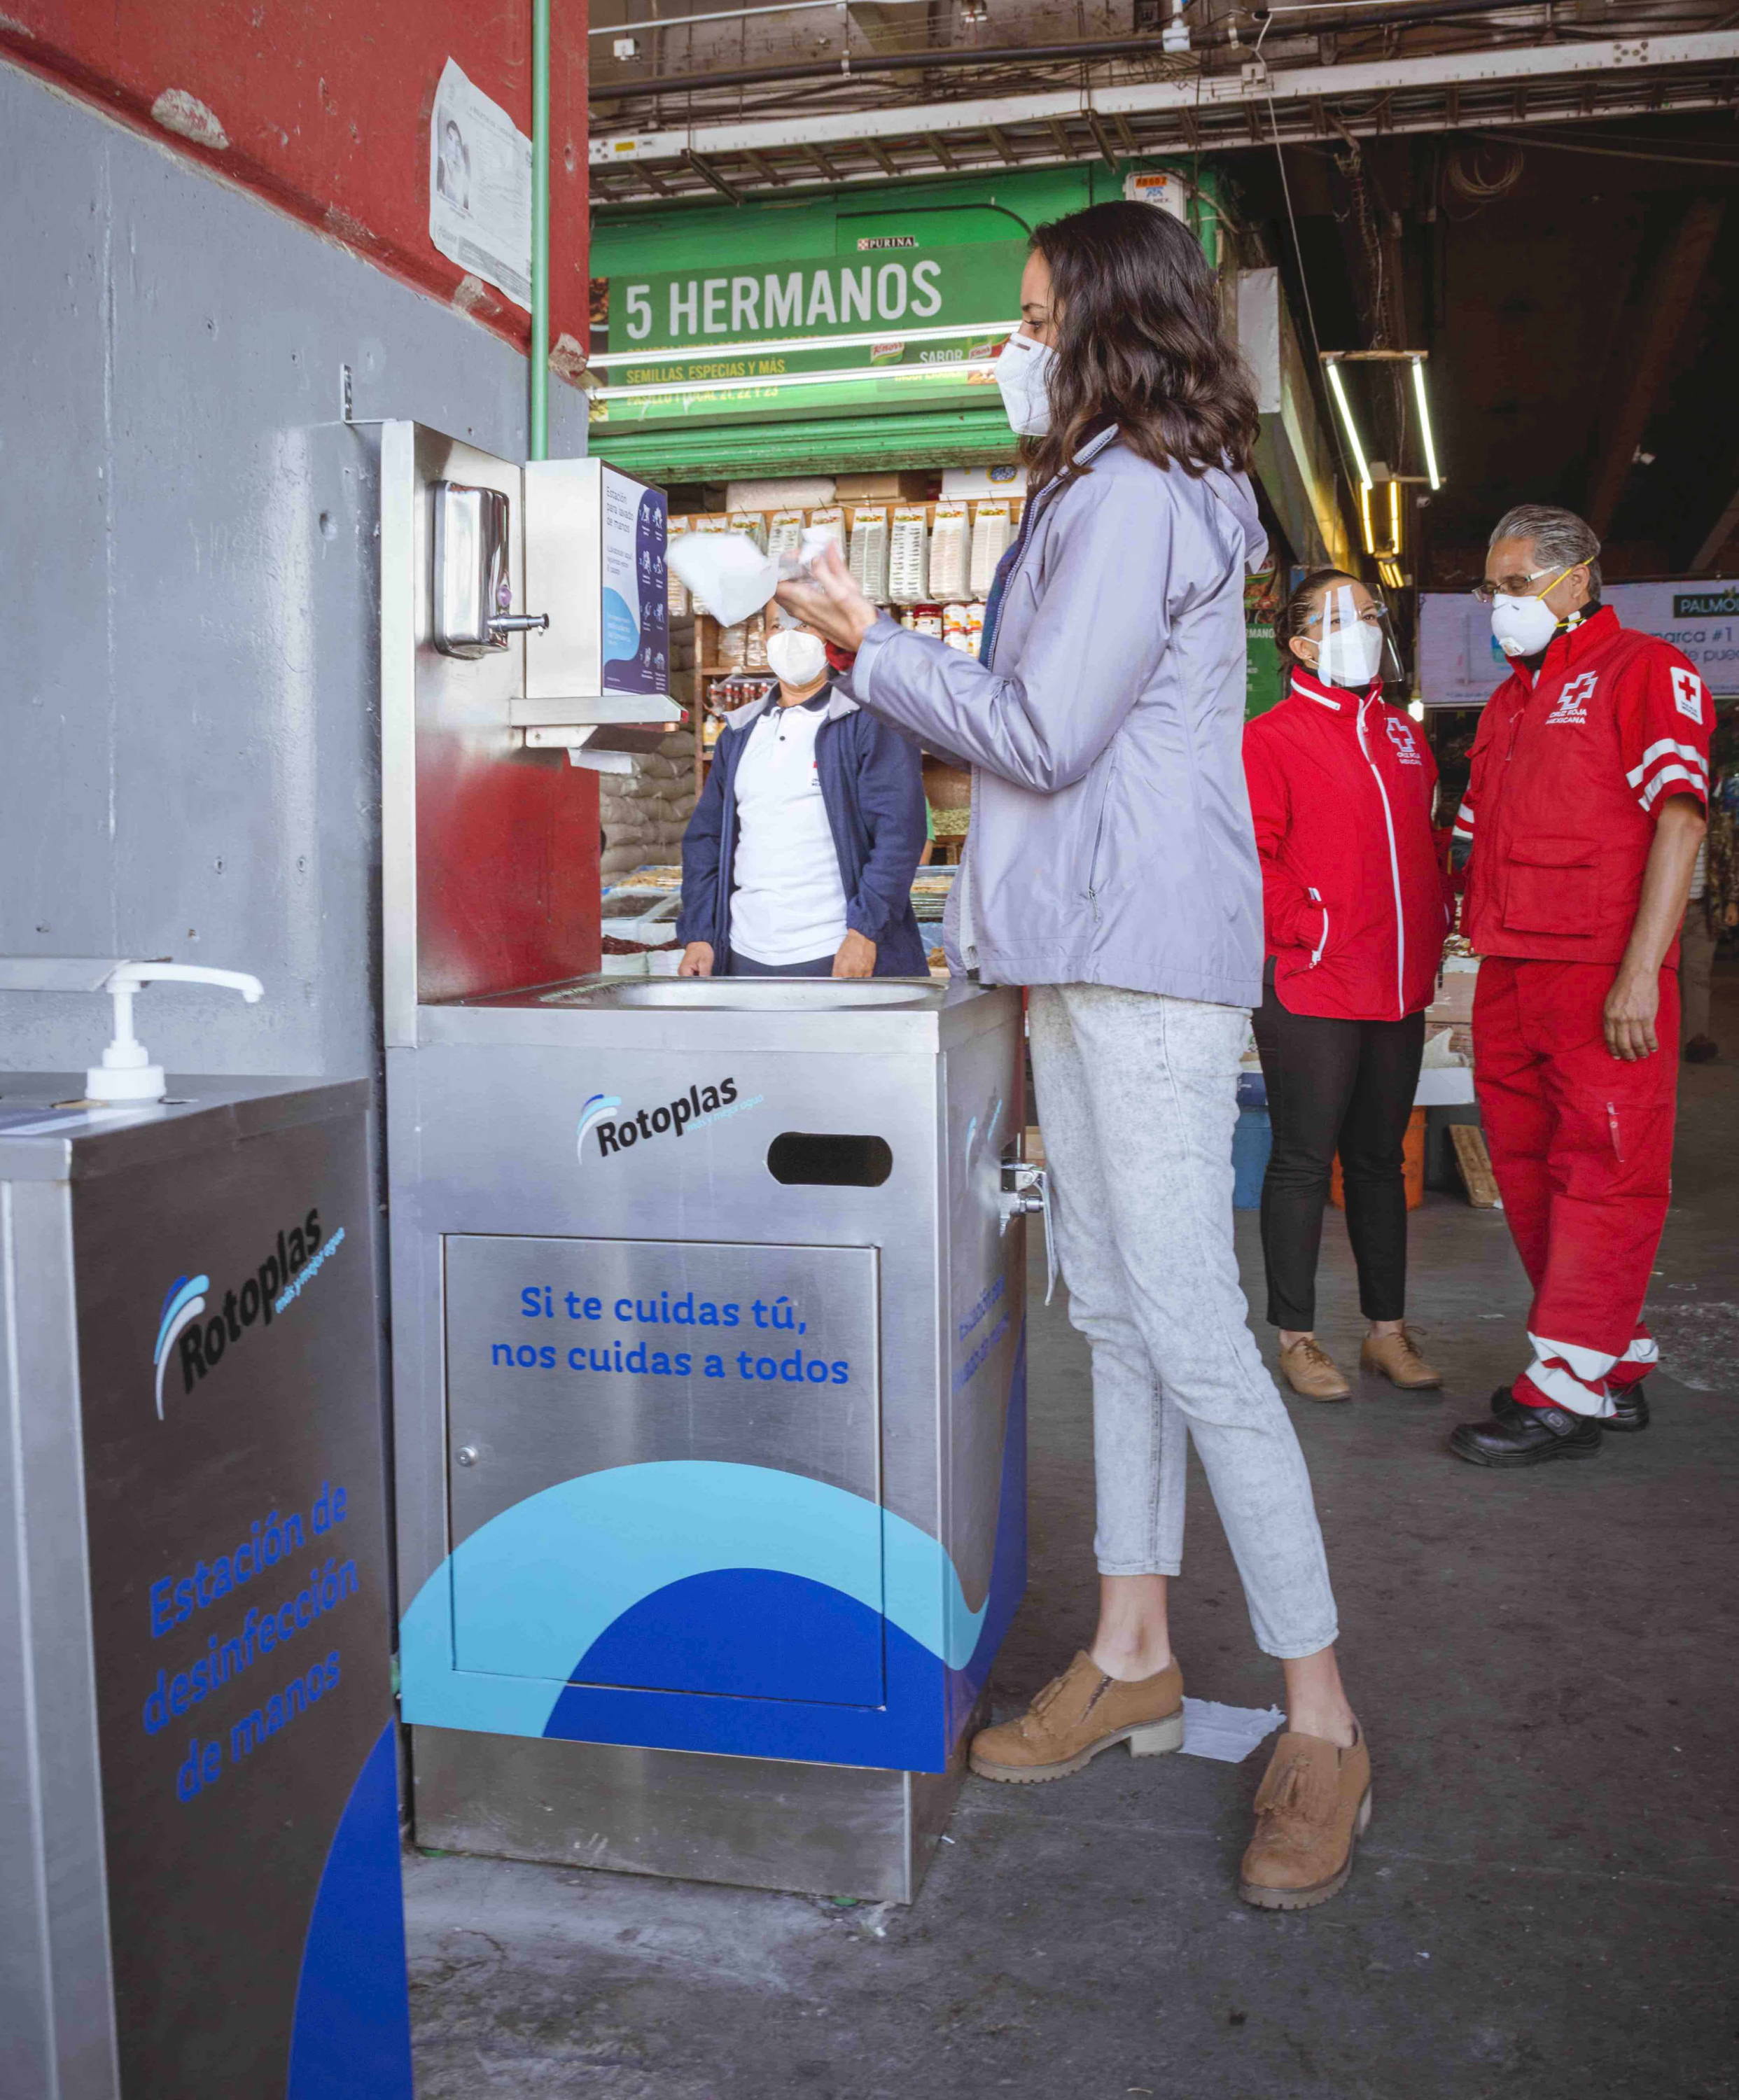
[
  {"x1": 1326, "y1": 359, "x2": 1374, "y2": 493},
  {"x1": 1411, "y1": 356, "x2": 1442, "y2": 491}
]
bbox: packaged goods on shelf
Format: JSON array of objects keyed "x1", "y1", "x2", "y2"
[
  {"x1": 727, "y1": 477, "x2": 834, "y2": 512},
  {"x1": 666, "y1": 515, "x2": 692, "y2": 617},
  {"x1": 745, "y1": 611, "x2": 768, "y2": 670},
  {"x1": 848, "y1": 505, "x2": 891, "y2": 603},
  {"x1": 835, "y1": 471, "x2": 908, "y2": 500},
  {"x1": 767, "y1": 508, "x2": 805, "y2": 563},
  {"x1": 928, "y1": 500, "x2": 970, "y2": 602},
  {"x1": 942, "y1": 463, "x2": 1024, "y2": 498},
  {"x1": 968, "y1": 602, "x2": 985, "y2": 654},
  {"x1": 718, "y1": 620, "x2": 748, "y2": 669},
  {"x1": 910, "y1": 603, "x2": 944, "y2": 638},
  {"x1": 805, "y1": 505, "x2": 846, "y2": 559},
  {"x1": 970, "y1": 500, "x2": 1012, "y2": 596},
  {"x1": 728, "y1": 508, "x2": 769, "y2": 553},
  {"x1": 890, "y1": 505, "x2": 930, "y2": 603},
  {"x1": 943, "y1": 602, "x2": 975, "y2": 652}
]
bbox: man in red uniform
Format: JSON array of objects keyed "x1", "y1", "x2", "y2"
[{"x1": 1450, "y1": 505, "x2": 1710, "y2": 1466}]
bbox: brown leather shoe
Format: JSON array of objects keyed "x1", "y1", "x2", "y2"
[
  {"x1": 1360, "y1": 1325, "x2": 1442, "y2": 1390},
  {"x1": 1238, "y1": 1727, "x2": 1372, "y2": 1910},
  {"x1": 1278, "y1": 1337, "x2": 1352, "y2": 1401},
  {"x1": 969, "y1": 1651, "x2": 1184, "y2": 1782}
]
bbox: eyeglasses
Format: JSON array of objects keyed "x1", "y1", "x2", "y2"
[{"x1": 1471, "y1": 561, "x2": 1582, "y2": 606}]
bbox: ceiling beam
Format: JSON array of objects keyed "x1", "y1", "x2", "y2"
[
  {"x1": 1691, "y1": 480, "x2": 1739, "y2": 575},
  {"x1": 1585, "y1": 194, "x2": 1727, "y2": 538},
  {"x1": 591, "y1": 29, "x2": 1739, "y2": 161}
]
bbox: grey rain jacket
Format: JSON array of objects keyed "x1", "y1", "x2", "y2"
[{"x1": 842, "y1": 427, "x2": 1269, "y2": 1008}]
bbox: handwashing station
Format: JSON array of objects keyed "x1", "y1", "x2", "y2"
[{"x1": 381, "y1": 425, "x2": 1032, "y2": 1903}]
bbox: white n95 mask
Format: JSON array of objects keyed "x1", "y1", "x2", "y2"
[
  {"x1": 1489, "y1": 591, "x2": 1560, "y2": 658},
  {"x1": 1316, "y1": 617, "x2": 1385, "y2": 690},
  {"x1": 766, "y1": 628, "x2": 829, "y2": 687},
  {"x1": 994, "y1": 331, "x2": 1056, "y2": 437}
]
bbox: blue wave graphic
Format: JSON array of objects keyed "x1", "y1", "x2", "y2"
[
  {"x1": 399, "y1": 1335, "x2": 1028, "y2": 1770},
  {"x1": 286, "y1": 1723, "x2": 413, "y2": 2099},
  {"x1": 153, "y1": 1273, "x2": 210, "y2": 1418}
]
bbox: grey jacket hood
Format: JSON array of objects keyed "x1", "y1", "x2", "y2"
[{"x1": 843, "y1": 430, "x2": 1269, "y2": 1008}]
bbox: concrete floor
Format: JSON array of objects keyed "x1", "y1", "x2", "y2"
[{"x1": 405, "y1": 971, "x2": 1739, "y2": 2100}]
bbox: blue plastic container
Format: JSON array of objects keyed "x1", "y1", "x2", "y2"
[{"x1": 1232, "y1": 1105, "x2": 1272, "y2": 1209}]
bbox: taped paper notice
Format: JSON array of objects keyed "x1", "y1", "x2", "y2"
[
  {"x1": 430, "y1": 58, "x2": 532, "y2": 310},
  {"x1": 1179, "y1": 1698, "x2": 1286, "y2": 1763}
]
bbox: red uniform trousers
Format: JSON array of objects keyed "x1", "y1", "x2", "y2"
[{"x1": 1473, "y1": 958, "x2": 1678, "y2": 1416}]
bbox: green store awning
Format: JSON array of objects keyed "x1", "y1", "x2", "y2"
[{"x1": 589, "y1": 405, "x2": 1019, "y2": 483}]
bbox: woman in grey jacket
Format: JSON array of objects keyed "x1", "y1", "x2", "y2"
[{"x1": 779, "y1": 201, "x2": 1368, "y2": 1911}]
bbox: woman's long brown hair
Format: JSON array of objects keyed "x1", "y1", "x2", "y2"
[{"x1": 1024, "y1": 200, "x2": 1260, "y2": 489}]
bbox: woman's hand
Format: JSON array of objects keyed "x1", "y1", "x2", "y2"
[
  {"x1": 678, "y1": 942, "x2": 715, "y2": 978},
  {"x1": 774, "y1": 542, "x2": 880, "y2": 653},
  {"x1": 832, "y1": 930, "x2": 877, "y2": 979}
]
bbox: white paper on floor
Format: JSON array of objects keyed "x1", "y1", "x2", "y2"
[{"x1": 1179, "y1": 1698, "x2": 1287, "y2": 1763}]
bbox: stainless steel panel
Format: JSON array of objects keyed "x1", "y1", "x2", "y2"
[
  {"x1": 445, "y1": 1236, "x2": 881, "y2": 1535},
  {"x1": 419, "y1": 974, "x2": 1018, "y2": 1057},
  {"x1": 0, "y1": 1176, "x2": 121, "y2": 2100},
  {"x1": 0, "y1": 1075, "x2": 371, "y2": 1186},
  {"x1": 412, "y1": 1725, "x2": 933, "y2": 1903},
  {"x1": 543, "y1": 977, "x2": 940, "y2": 1012},
  {"x1": 942, "y1": 1028, "x2": 1028, "y2": 1610},
  {"x1": 379, "y1": 422, "x2": 524, "y2": 1047},
  {"x1": 392, "y1": 1040, "x2": 943, "y2": 1575}
]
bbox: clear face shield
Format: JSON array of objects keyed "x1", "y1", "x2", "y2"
[{"x1": 1313, "y1": 582, "x2": 1399, "y2": 690}]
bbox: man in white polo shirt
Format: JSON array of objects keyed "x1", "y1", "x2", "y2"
[{"x1": 676, "y1": 622, "x2": 929, "y2": 981}]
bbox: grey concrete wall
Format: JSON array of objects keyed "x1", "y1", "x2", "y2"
[{"x1": 0, "y1": 62, "x2": 589, "y2": 1082}]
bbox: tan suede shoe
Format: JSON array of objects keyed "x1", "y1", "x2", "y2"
[
  {"x1": 969, "y1": 1651, "x2": 1185, "y2": 1782},
  {"x1": 1278, "y1": 1337, "x2": 1352, "y2": 1402},
  {"x1": 1238, "y1": 1727, "x2": 1372, "y2": 1910},
  {"x1": 1360, "y1": 1325, "x2": 1441, "y2": 1390}
]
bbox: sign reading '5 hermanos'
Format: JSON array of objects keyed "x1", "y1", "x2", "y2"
[{"x1": 594, "y1": 239, "x2": 1026, "y2": 427}]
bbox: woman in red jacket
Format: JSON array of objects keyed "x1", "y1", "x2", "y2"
[{"x1": 1243, "y1": 570, "x2": 1453, "y2": 1401}]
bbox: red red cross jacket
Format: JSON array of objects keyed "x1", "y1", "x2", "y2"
[
  {"x1": 1243, "y1": 668, "x2": 1453, "y2": 1021},
  {"x1": 1456, "y1": 606, "x2": 1712, "y2": 967}
]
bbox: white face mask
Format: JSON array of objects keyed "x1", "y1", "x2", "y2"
[
  {"x1": 1489, "y1": 591, "x2": 1561, "y2": 658},
  {"x1": 766, "y1": 627, "x2": 829, "y2": 687},
  {"x1": 994, "y1": 330, "x2": 1056, "y2": 436},
  {"x1": 1315, "y1": 617, "x2": 1385, "y2": 690}
]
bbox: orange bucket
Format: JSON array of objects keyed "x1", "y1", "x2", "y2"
[{"x1": 1330, "y1": 1105, "x2": 1427, "y2": 1212}]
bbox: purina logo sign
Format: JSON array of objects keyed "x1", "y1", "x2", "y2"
[{"x1": 152, "y1": 1209, "x2": 347, "y2": 1418}]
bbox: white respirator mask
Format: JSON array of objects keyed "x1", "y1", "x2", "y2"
[
  {"x1": 1315, "y1": 615, "x2": 1385, "y2": 690},
  {"x1": 765, "y1": 627, "x2": 830, "y2": 687},
  {"x1": 994, "y1": 330, "x2": 1056, "y2": 437},
  {"x1": 1488, "y1": 589, "x2": 1563, "y2": 659},
  {"x1": 1311, "y1": 583, "x2": 1386, "y2": 690}
]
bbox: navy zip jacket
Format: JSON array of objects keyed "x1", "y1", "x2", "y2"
[{"x1": 676, "y1": 682, "x2": 930, "y2": 975}]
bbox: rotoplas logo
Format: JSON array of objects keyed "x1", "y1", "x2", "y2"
[{"x1": 152, "y1": 1208, "x2": 343, "y2": 1418}]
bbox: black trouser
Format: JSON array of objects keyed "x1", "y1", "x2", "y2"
[
  {"x1": 1252, "y1": 964, "x2": 1426, "y2": 1331},
  {"x1": 726, "y1": 948, "x2": 837, "y2": 976}
]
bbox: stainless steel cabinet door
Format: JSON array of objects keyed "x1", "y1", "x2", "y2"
[{"x1": 443, "y1": 1236, "x2": 885, "y2": 1704}]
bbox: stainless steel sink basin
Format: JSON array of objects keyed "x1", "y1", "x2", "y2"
[{"x1": 539, "y1": 976, "x2": 942, "y2": 1013}]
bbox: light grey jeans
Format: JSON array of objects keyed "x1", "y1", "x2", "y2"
[{"x1": 1028, "y1": 983, "x2": 1339, "y2": 1659}]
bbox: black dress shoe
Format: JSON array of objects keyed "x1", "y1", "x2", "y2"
[
  {"x1": 1450, "y1": 1388, "x2": 1602, "y2": 1466},
  {"x1": 1493, "y1": 1379, "x2": 1650, "y2": 1434},
  {"x1": 1602, "y1": 1381, "x2": 1651, "y2": 1434}
]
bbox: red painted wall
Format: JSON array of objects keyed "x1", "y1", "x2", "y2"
[{"x1": 0, "y1": 3, "x2": 588, "y2": 364}]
